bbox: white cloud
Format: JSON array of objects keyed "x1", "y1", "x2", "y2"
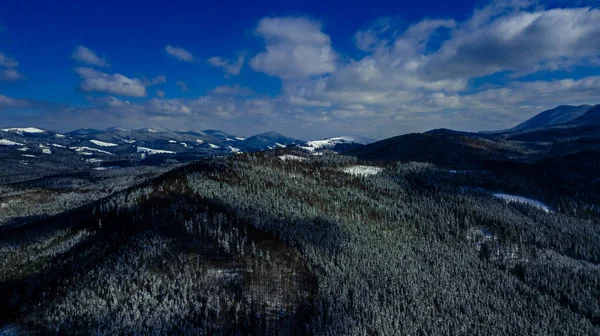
[
  {"x1": 0, "y1": 53, "x2": 18, "y2": 68},
  {"x1": 208, "y1": 53, "x2": 245, "y2": 76},
  {"x1": 249, "y1": 17, "x2": 337, "y2": 79},
  {"x1": 176, "y1": 80, "x2": 188, "y2": 92},
  {"x1": 0, "y1": 94, "x2": 31, "y2": 108},
  {"x1": 0, "y1": 69, "x2": 24, "y2": 82},
  {"x1": 165, "y1": 45, "x2": 194, "y2": 62},
  {"x1": 152, "y1": 75, "x2": 167, "y2": 85},
  {"x1": 156, "y1": 89, "x2": 166, "y2": 97},
  {"x1": 75, "y1": 67, "x2": 147, "y2": 97},
  {"x1": 420, "y1": 7, "x2": 600, "y2": 80},
  {"x1": 212, "y1": 84, "x2": 253, "y2": 95},
  {"x1": 72, "y1": 45, "x2": 109, "y2": 67}
]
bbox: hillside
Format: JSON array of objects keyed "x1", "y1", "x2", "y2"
[{"x1": 1, "y1": 153, "x2": 598, "y2": 334}]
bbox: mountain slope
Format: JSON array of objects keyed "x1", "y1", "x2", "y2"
[
  {"x1": 509, "y1": 105, "x2": 594, "y2": 132},
  {"x1": 240, "y1": 131, "x2": 303, "y2": 151}
]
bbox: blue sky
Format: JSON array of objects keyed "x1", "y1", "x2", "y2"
[{"x1": 1, "y1": 0, "x2": 600, "y2": 139}]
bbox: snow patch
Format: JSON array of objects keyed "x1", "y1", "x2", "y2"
[
  {"x1": 180, "y1": 142, "x2": 188, "y2": 148},
  {"x1": 492, "y1": 193, "x2": 552, "y2": 213},
  {"x1": 137, "y1": 146, "x2": 176, "y2": 155},
  {"x1": 307, "y1": 136, "x2": 371, "y2": 149},
  {"x1": 39, "y1": 145, "x2": 51, "y2": 154},
  {"x1": 342, "y1": 165, "x2": 383, "y2": 176},
  {"x1": 114, "y1": 136, "x2": 136, "y2": 144},
  {"x1": 85, "y1": 158, "x2": 103, "y2": 163},
  {"x1": 21, "y1": 154, "x2": 36, "y2": 158},
  {"x1": 196, "y1": 139, "x2": 204, "y2": 144},
  {"x1": 209, "y1": 143, "x2": 220, "y2": 149},
  {"x1": 169, "y1": 140, "x2": 177, "y2": 143},
  {"x1": 51, "y1": 143, "x2": 66, "y2": 148},
  {"x1": 90, "y1": 139, "x2": 118, "y2": 147},
  {"x1": 70, "y1": 146, "x2": 114, "y2": 155},
  {"x1": 55, "y1": 134, "x2": 66, "y2": 138},
  {"x1": 278, "y1": 155, "x2": 306, "y2": 162},
  {"x1": 235, "y1": 137, "x2": 246, "y2": 141},
  {"x1": 228, "y1": 146, "x2": 242, "y2": 154},
  {"x1": 16, "y1": 147, "x2": 28, "y2": 151},
  {"x1": 275, "y1": 143, "x2": 287, "y2": 148},
  {"x1": 0, "y1": 139, "x2": 23, "y2": 146}
]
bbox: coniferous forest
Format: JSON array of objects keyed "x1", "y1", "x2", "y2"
[{"x1": 1, "y1": 150, "x2": 599, "y2": 335}]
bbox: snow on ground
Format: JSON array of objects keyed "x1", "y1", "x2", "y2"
[
  {"x1": 180, "y1": 142, "x2": 188, "y2": 148},
  {"x1": 115, "y1": 136, "x2": 135, "y2": 144},
  {"x1": 169, "y1": 140, "x2": 177, "y2": 143},
  {"x1": 235, "y1": 137, "x2": 246, "y2": 141},
  {"x1": 342, "y1": 165, "x2": 383, "y2": 176},
  {"x1": 21, "y1": 154, "x2": 36, "y2": 158},
  {"x1": 275, "y1": 143, "x2": 287, "y2": 148},
  {"x1": 300, "y1": 146, "x2": 315, "y2": 152},
  {"x1": 2, "y1": 127, "x2": 45, "y2": 134},
  {"x1": 307, "y1": 136, "x2": 371, "y2": 149},
  {"x1": 93, "y1": 166, "x2": 120, "y2": 171},
  {"x1": 209, "y1": 143, "x2": 220, "y2": 149},
  {"x1": 492, "y1": 193, "x2": 552, "y2": 213},
  {"x1": 51, "y1": 143, "x2": 66, "y2": 148},
  {"x1": 278, "y1": 155, "x2": 306, "y2": 162},
  {"x1": 85, "y1": 158, "x2": 103, "y2": 163},
  {"x1": 136, "y1": 146, "x2": 176, "y2": 155},
  {"x1": 55, "y1": 134, "x2": 66, "y2": 138},
  {"x1": 39, "y1": 145, "x2": 51, "y2": 154},
  {"x1": 70, "y1": 146, "x2": 114, "y2": 155},
  {"x1": 90, "y1": 139, "x2": 118, "y2": 147},
  {"x1": 226, "y1": 138, "x2": 235, "y2": 142},
  {"x1": 228, "y1": 146, "x2": 242, "y2": 154},
  {"x1": 16, "y1": 147, "x2": 28, "y2": 151},
  {"x1": 0, "y1": 139, "x2": 23, "y2": 146},
  {"x1": 196, "y1": 139, "x2": 204, "y2": 144}
]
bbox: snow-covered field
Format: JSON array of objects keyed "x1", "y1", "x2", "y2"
[
  {"x1": 209, "y1": 143, "x2": 220, "y2": 149},
  {"x1": 70, "y1": 146, "x2": 114, "y2": 155},
  {"x1": 90, "y1": 139, "x2": 118, "y2": 147},
  {"x1": 341, "y1": 165, "x2": 383, "y2": 176},
  {"x1": 307, "y1": 136, "x2": 372, "y2": 149},
  {"x1": 0, "y1": 139, "x2": 23, "y2": 146},
  {"x1": 228, "y1": 146, "x2": 242, "y2": 154},
  {"x1": 278, "y1": 155, "x2": 306, "y2": 162},
  {"x1": 136, "y1": 146, "x2": 176, "y2": 155},
  {"x1": 492, "y1": 193, "x2": 552, "y2": 213}
]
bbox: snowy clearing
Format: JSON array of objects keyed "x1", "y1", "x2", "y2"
[
  {"x1": 209, "y1": 143, "x2": 220, "y2": 149},
  {"x1": 278, "y1": 155, "x2": 306, "y2": 162},
  {"x1": 114, "y1": 136, "x2": 135, "y2": 144},
  {"x1": 16, "y1": 147, "x2": 28, "y2": 151},
  {"x1": 137, "y1": 146, "x2": 176, "y2": 155},
  {"x1": 21, "y1": 154, "x2": 36, "y2": 158},
  {"x1": 168, "y1": 140, "x2": 177, "y2": 143},
  {"x1": 85, "y1": 158, "x2": 103, "y2": 163},
  {"x1": 196, "y1": 139, "x2": 204, "y2": 144},
  {"x1": 492, "y1": 193, "x2": 552, "y2": 213},
  {"x1": 180, "y1": 142, "x2": 188, "y2": 148},
  {"x1": 275, "y1": 143, "x2": 287, "y2": 148},
  {"x1": 0, "y1": 139, "x2": 23, "y2": 146},
  {"x1": 90, "y1": 139, "x2": 118, "y2": 147},
  {"x1": 342, "y1": 165, "x2": 383, "y2": 176},
  {"x1": 70, "y1": 146, "x2": 114, "y2": 155},
  {"x1": 235, "y1": 137, "x2": 246, "y2": 141},
  {"x1": 51, "y1": 143, "x2": 66, "y2": 148},
  {"x1": 2, "y1": 127, "x2": 45, "y2": 134},
  {"x1": 307, "y1": 136, "x2": 371, "y2": 149},
  {"x1": 55, "y1": 134, "x2": 66, "y2": 138},
  {"x1": 229, "y1": 146, "x2": 242, "y2": 154}
]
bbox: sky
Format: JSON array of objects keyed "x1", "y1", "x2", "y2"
[{"x1": 1, "y1": 0, "x2": 600, "y2": 140}]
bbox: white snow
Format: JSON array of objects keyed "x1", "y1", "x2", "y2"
[
  {"x1": 278, "y1": 155, "x2": 306, "y2": 162},
  {"x1": 136, "y1": 146, "x2": 176, "y2": 155},
  {"x1": 209, "y1": 143, "x2": 220, "y2": 149},
  {"x1": 80, "y1": 152, "x2": 94, "y2": 156},
  {"x1": 16, "y1": 147, "x2": 28, "y2": 151},
  {"x1": 0, "y1": 139, "x2": 23, "y2": 146},
  {"x1": 51, "y1": 143, "x2": 66, "y2": 148},
  {"x1": 85, "y1": 158, "x2": 103, "y2": 163},
  {"x1": 39, "y1": 145, "x2": 51, "y2": 154},
  {"x1": 342, "y1": 165, "x2": 383, "y2": 177},
  {"x1": 2, "y1": 127, "x2": 45, "y2": 134},
  {"x1": 235, "y1": 137, "x2": 246, "y2": 141},
  {"x1": 169, "y1": 140, "x2": 177, "y2": 143},
  {"x1": 196, "y1": 139, "x2": 204, "y2": 144},
  {"x1": 307, "y1": 136, "x2": 372, "y2": 149},
  {"x1": 492, "y1": 193, "x2": 552, "y2": 213},
  {"x1": 90, "y1": 139, "x2": 118, "y2": 147},
  {"x1": 300, "y1": 146, "x2": 315, "y2": 152},
  {"x1": 70, "y1": 146, "x2": 114, "y2": 155},
  {"x1": 228, "y1": 146, "x2": 242, "y2": 154},
  {"x1": 180, "y1": 142, "x2": 188, "y2": 148},
  {"x1": 275, "y1": 143, "x2": 287, "y2": 148},
  {"x1": 226, "y1": 138, "x2": 235, "y2": 142},
  {"x1": 114, "y1": 136, "x2": 135, "y2": 144},
  {"x1": 55, "y1": 134, "x2": 66, "y2": 138},
  {"x1": 21, "y1": 154, "x2": 36, "y2": 158}
]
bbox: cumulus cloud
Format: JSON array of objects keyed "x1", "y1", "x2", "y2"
[
  {"x1": 156, "y1": 89, "x2": 166, "y2": 97},
  {"x1": 72, "y1": 45, "x2": 109, "y2": 67},
  {"x1": 212, "y1": 84, "x2": 253, "y2": 95},
  {"x1": 250, "y1": 17, "x2": 337, "y2": 79},
  {"x1": 420, "y1": 7, "x2": 600, "y2": 80},
  {"x1": 176, "y1": 80, "x2": 188, "y2": 92},
  {"x1": 208, "y1": 53, "x2": 245, "y2": 76},
  {"x1": 165, "y1": 45, "x2": 195, "y2": 62},
  {"x1": 0, "y1": 53, "x2": 18, "y2": 68},
  {"x1": 75, "y1": 67, "x2": 147, "y2": 97},
  {"x1": 0, "y1": 69, "x2": 24, "y2": 82}
]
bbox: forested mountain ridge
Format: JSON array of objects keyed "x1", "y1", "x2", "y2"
[{"x1": 1, "y1": 151, "x2": 599, "y2": 334}]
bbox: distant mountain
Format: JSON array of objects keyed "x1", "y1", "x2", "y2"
[
  {"x1": 304, "y1": 135, "x2": 374, "y2": 152},
  {"x1": 566, "y1": 105, "x2": 600, "y2": 127},
  {"x1": 508, "y1": 105, "x2": 594, "y2": 132},
  {"x1": 240, "y1": 132, "x2": 303, "y2": 152}
]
